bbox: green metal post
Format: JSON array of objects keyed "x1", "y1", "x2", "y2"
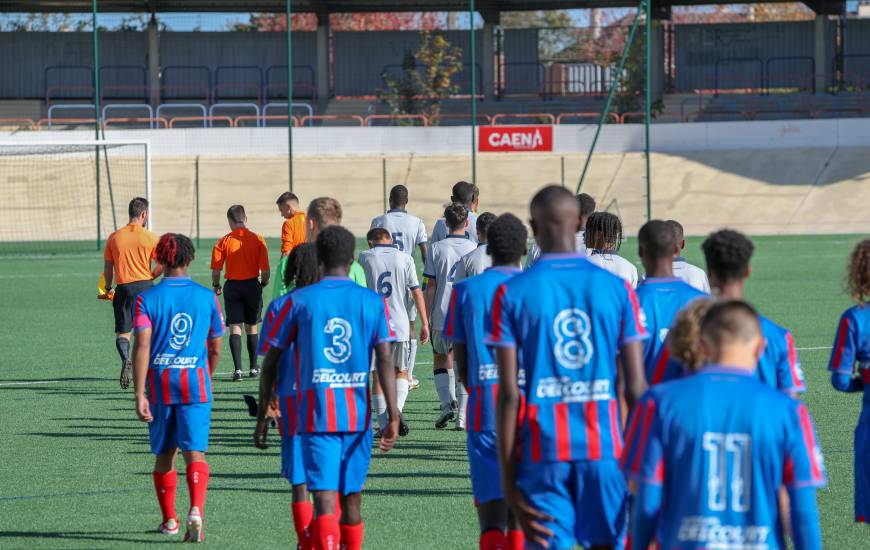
[
  {"x1": 287, "y1": 0, "x2": 294, "y2": 192},
  {"x1": 469, "y1": 0, "x2": 477, "y2": 186},
  {"x1": 195, "y1": 156, "x2": 201, "y2": 248},
  {"x1": 644, "y1": 0, "x2": 652, "y2": 221},
  {"x1": 576, "y1": 3, "x2": 643, "y2": 194},
  {"x1": 93, "y1": 0, "x2": 101, "y2": 249},
  {"x1": 382, "y1": 157, "x2": 388, "y2": 213}
]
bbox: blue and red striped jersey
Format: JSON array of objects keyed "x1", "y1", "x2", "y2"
[
  {"x1": 622, "y1": 365, "x2": 826, "y2": 549},
  {"x1": 265, "y1": 276, "x2": 396, "y2": 433},
  {"x1": 485, "y1": 253, "x2": 648, "y2": 463},
  {"x1": 134, "y1": 276, "x2": 224, "y2": 405},
  {"x1": 442, "y1": 266, "x2": 521, "y2": 433},
  {"x1": 259, "y1": 292, "x2": 299, "y2": 436},
  {"x1": 636, "y1": 278, "x2": 706, "y2": 385},
  {"x1": 829, "y1": 305, "x2": 870, "y2": 408},
  {"x1": 758, "y1": 315, "x2": 805, "y2": 393}
]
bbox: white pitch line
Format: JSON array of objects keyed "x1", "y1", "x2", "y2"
[
  {"x1": 796, "y1": 346, "x2": 832, "y2": 351},
  {"x1": 0, "y1": 380, "x2": 62, "y2": 387}
]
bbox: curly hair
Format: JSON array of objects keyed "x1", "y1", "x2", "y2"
[
  {"x1": 584, "y1": 211, "x2": 623, "y2": 252},
  {"x1": 667, "y1": 297, "x2": 716, "y2": 373},
  {"x1": 284, "y1": 243, "x2": 320, "y2": 289},
  {"x1": 156, "y1": 233, "x2": 195, "y2": 269},
  {"x1": 444, "y1": 203, "x2": 469, "y2": 231},
  {"x1": 316, "y1": 225, "x2": 356, "y2": 270},
  {"x1": 702, "y1": 229, "x2": 754, "y2": 283},
  {"x1": 847, "y1": 239, "x2": 870, "y2": 303},
  {"x1": 487, "y1": 213, "x2": 528, "y2": 266}
]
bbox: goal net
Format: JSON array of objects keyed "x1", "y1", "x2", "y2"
[{"x1": 0, "y1": 141, "x2": 150, "y2": 255}]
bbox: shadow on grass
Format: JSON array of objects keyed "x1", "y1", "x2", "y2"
[{"x1": 0, "y1": 530, "x2": 174, "y2": 545}]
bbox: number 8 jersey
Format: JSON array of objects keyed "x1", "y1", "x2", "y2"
[{"x1": 265, "y1": 276, "x2": 396, "y2": 433}]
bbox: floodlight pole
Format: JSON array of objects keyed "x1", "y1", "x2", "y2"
[
  {"x1": 93, "y1": 0, "x2": 101, "y2": 250},
  {"x1": 286, "y1": 0, "x2": 294, "y2": 192},
  {"x1": 644, "y1": 0, "x2": 652, "y2": 221},
  {"x1": 469, "y1": 0, "x2": 477, "y2": 186}
]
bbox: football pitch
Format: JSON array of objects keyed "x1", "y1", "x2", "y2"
[{"x1": 1, "y1": 234, "x2": 869, "y2": 549}]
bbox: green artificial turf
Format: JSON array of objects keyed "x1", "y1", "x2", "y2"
[{"x1": 1, "y1": 235, "x2": 869, "y2": 548}]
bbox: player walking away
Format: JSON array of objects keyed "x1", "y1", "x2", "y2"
[
  {"x1": 370, "y1": 185, "x2": 429, "y2": 390},
  {"x1": 624, "y1": 300, "x2": 826, "y2": 550},
  {"x1": 257, "y1": 226, "x2": 400, "y2": 550},
  {"x1": 273, "y1": 192, "x2": 307, "y2": 300},
  {"x1": 307, "y1": 197, "x2": 366, "y2": 287},
  {"x1": 430, "y1": 181, "x2": 480, "y2": 244},
  {"x1": 454, "y1": 212, "x2": 496, "y2": 283},
  {"x1": 424, "y1": 204, "x2": 477, "y2": 429},
  {"x1": 211, "y1": 205, "x2": 270, "y2": 382},
  {"x1": 358, "y1": 228, "x2": 430, "y2": 436},
  {"x1": 489, "y1": 186, "x2": 648, "y2": 549},
  {"x1": 527, "y1": 193, "x2": 595, "y2": 268},
  {"x1": 443, "y1": 213, "x2": 527, "y2": 549},
  {"x1": 253, "y1": 242, "x2": 320, "y2": 549},
  {"x1": 828, "y1": 239, "x2": 870, "y2": 527},
  {"x1": 636, "y1": 220, "x2": 707, "y2": 385},
  {"x1": 585, "y1": 211, "x2": 639, "y2": 288},
  {"x1": 103, "y1": 197, "x2": 161, "y2": 389},
  {"x1": 132, "y1": 233, "x2": 223, "y2": 543},
  {"x1": 702, "y1": 230, "x2": 805, "y2": 395},
  {"x1": 666, "y1": 219, "x2": 711, "y2": 293}
]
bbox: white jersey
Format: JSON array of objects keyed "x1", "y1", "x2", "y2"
[
  {"x1": 358, "y1": 245, "x2": 419, "y2": 341},
  {"x1": 430, "y1": 210, "x2": 479, "y2": 245},
  {"x1": 454, "y1": 243, "x2": 492, "y2": 283},
  {"x1": 527, "y1": 230, "x2": 586, "y2": 268},
  {"x1": 423, "y1": 235, "x2": 477, "y2": 330},
  {"x1": 370, "y1": 209, "x2": 428, "y2": 259},
  {"x1": 586, "y1": 250, "x2": 639, "y2": 288},
  {"x1": 673, "y1": 257, "x2": 711, "y2": 293}
]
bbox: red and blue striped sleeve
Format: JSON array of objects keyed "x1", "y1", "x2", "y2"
[
  {"x1": 258, "y1": 301, "x2": 278, "y2": 356},
  {"x1": 265, "y1": 297, "x2": 297, "y2": 350},
  {"x1": 442, "y1": 287, "x2": 465, "y2": 343},
  {"x1": 208, "y1": 293, "x2": 224, "y2": 339},
  {"x1": 623, "y1": 394, "x2": 665, "y2": 485},
  {"x1": 484, "y1": 283, "x2": 515, "y2": 348},
  {"x1": 620, "y1": 281, "x2": 649, "y2": 345},
  {"x1": 776, "y1": 330, "x2": 806, "y2": 393},
  {"x1": 133, "y1": 295, "x2": 151, "y2": 332},
  {"x1": 374, "y1": 296, "x2": 397, "y2": 344},
  {"x1": 783, "y1": 402, "x2": 827, "y2": 489},
  {"x1": 828, "y1": 311, "x2": 857, "y2": 375}
]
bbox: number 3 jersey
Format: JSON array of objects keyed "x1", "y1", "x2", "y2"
[
  {"x1": 622, "y1": 366, "x2": 826, "y2": 550},
  {"x1": 485, "y1": 253, "x2": 649, "y2": 463},
  {"x1": 265, "y1": 276, "x2": 396, "y2": 433},
  {"x1": 133, "y1": 276, "x2": 224, "y2": 405},
  {"x1": 358, "y1": 244, "x2": 420, "y2": 341}
]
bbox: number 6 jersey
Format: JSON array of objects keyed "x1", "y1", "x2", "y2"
[
  {"x1": 358, "y1": 244, "x2": 420, "y2": 342},
  {"x1": 265, "y1": 276, "x2": 396, "y2": 433}
]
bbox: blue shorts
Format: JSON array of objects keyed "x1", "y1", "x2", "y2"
[
  {"x1": 467, "y1": 431, "x2": 502, "y2": 505},
  {"x1": 516, "y1": 459, "x2": 628, "y2": 550},
  {"x1": 300, "y1": 431, "x2": 372, "y2": 495},
  {"x1": 148, "y1": 401, "x2": 211, "y2": 455},
  {"x1": 281, "y1": 434, "x2": 307, "y2": 486},
  {"x1": 856, "y1": 421, "x2": 870, "y2": 523}
]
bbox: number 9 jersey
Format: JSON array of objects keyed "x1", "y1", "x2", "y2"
[{"x1": 265, "y1": 276, "x2": 396, "y2": 433}]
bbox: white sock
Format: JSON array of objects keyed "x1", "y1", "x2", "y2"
[
  {"x1": 456, "y1": 382, "x2": 468, "y2": 426},
  {"x1": 396, "y1": 378, "x2": 410, "y2": 412},
  {"x1": 434, "y1": 371, "x2": 452, "y2": 412},
  {"x1": 374, "y1": 393, "x2": 387, "y2": 430},
  {"x1": 448, "y1": 368, "x2": 457, "y2": 404},
  {"x1": 408, "y1": 339, "x2": 418, "y2": 380}
]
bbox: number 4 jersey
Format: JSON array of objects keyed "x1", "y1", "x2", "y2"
[
  {"x1": 424, "y1": 235, "x2": 477, "y2": 331},
  {"x1": 265, "y1": 276, "x2": 396, "y2": 433},
  {"x1": 358, "y1": 244, "x2": 420, "y2": 342},
  {"x1": 622, "y1": 365, "x2": 826, "y2": 550}
]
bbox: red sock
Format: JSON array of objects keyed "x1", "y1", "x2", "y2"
[
  {"x1": 334, "y1": 497, "x2": 342, "y2": 520},
  {"x1": 480, "y1": 529, "x2": 507, "y2": 549},
  {"x1": 339, "y1": 522, "x2": 364, "y2": 550},
  {"x1": 186, "y1": 461, "x2": 210, "y2": 514},
  {"x1": 152, "y1": 470, "x2": 178, "y2": 522},
  {"x1": 312, "y1": 514, "x2": 341, "y2": 550},
  {"x1": 292, "y1": 501, "x2": 314, "y2": 550},
  {"x1": 507, "y1": 530, "x2": 525, "y2": 550}
]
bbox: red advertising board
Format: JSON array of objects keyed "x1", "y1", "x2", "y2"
[{"x1": 478, "y1": 125, "x2": 553, "y2": 152}]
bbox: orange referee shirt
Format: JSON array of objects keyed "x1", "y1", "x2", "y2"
[
  {"x1": 104, "y1": 222, "x2": 158, "y2": 285},
  {"x1": 280, "y1": 211, "x2": 307, "y2": 255},
  {"x1": 211, "y1": 227, "x2": 270, "y2": 281}
]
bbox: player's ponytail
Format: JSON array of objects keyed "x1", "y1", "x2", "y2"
[
  {"x1": 667, "y1": 297, "x2": 715, "y2": 373},
  {"x1": 156, "y1": 233, "x2": 195, "y2": 269},
  {"x1": 847, "y1": 239, "x2": 870, "y2": 303}
]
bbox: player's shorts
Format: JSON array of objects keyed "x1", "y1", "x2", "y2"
[
  {"x1": 516, "y1": 459, "x2": 628, "y2": 550},
  {"x1": 300, "y1": 430, "x2": 372, "y2": 495},
  {"x1": 855, "y1": 420, "x2": 870, "y2": 523},
  {"x1": 148, "y1": 400, "x2": 211, "y2": 455},
  {"x1": 281, "y1": 434, "x2": 307, "y2": 486},
  {"x1": 223, "y1": 278, "x2": 263, "y2": 325},
  {"x1": 467, "y1": 431, "x2": 502, "y2": 505},
  {"x1": 431, "y1": 330, "x2": 452, "y2": 355},
  {"x1": 392, "y1": 341, "x2": 412, "y2": 373},
  {"x1": 113, "y1": 280, "x2": 153, "y2": 333}
]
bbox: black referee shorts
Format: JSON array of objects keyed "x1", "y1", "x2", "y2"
[
  {"x1": 223, "y1": 278, "x2": 263, "y2": 326},
  {"x1": 113, "y1": 280, "x2": 153, "y2": 333}
]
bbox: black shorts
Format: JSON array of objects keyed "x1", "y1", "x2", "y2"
[
  {"x1": 113, "y1": 280, "x2": 153, "y2": 333},
  {"x1": 223, "y1": 278, "x2": 263, "y2": 326}
]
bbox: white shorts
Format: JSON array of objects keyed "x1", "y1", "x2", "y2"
[
  {"x1": 431, "y1": 330, "x2": 452, "y2": 356},
  {"x1": 392, "y1": 341, "x2": 412, "y2": 373},
  {"x1": 406, "y1": 295, "x2": 417, "y2": 323}
]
